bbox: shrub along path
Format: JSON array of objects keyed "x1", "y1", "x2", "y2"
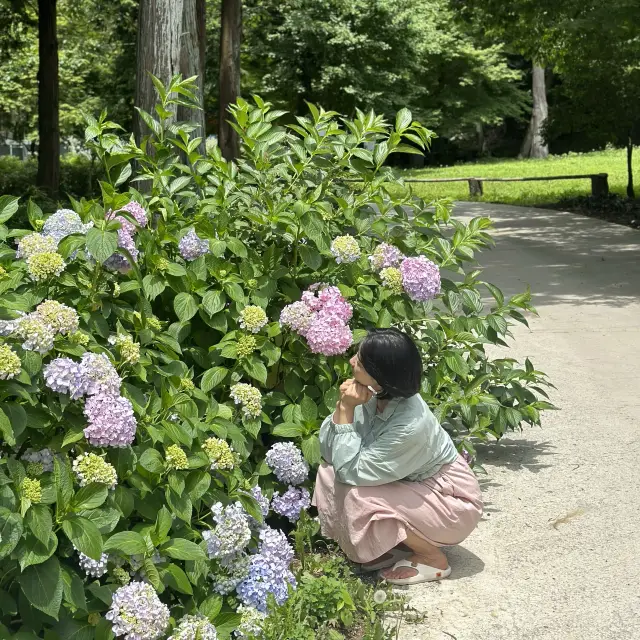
[{"x1": 400, "y1": 202, "x2": 640, "y2": 640}]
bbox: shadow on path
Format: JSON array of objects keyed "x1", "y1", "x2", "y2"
[
  {"x1": 452, "y1": 202, "x2": 640, "y2": 308},
  {"x1": 476, "y1": 438, "x2": 557, "y2": 473},
  {"x1": 446, "y1": 545, "x2": 485, "y2": 580}
]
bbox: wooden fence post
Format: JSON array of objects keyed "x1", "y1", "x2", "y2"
[
  {"x1": 591, "y1": 173, "x2": 609, "y2": 197},
  {"x1": 468, "y1": 179, "x2": 483, "y2": 196}
]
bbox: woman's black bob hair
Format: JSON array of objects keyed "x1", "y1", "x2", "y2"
[{"x1": 358, "y1": 328, "x2": 422, "y2": 399}]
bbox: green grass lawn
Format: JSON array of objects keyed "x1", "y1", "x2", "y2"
[{"x1": 399, "y1": 148, "x2": 639, "y2": 206}]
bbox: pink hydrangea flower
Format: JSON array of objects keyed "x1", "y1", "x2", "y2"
[
  {"x1": 305, "y1": 313, "x2": 353, "y2": 356},
  {"x1": 316, "y1": 286, "x2": 353, "y2": 322},
  {"x1": 280, "y1": 301, "x2": 314, "y2": 336},
  {"x1": 400, "y1": 256, "x2": 441, "y2": 302}
]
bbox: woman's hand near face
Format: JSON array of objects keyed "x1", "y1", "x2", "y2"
[{"x1": 338, "y1": 378, "x2": 373, "y2": 408}]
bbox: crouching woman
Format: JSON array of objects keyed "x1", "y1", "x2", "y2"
[{"x1": 312, "y1": 328, "x2": 483, "y2": 585}]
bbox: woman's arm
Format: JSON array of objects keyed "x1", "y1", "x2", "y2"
[
  {"x1": 330, "y1": 420, "x2": 425, "y2": 486},
  {"x1": 319, "y1": 380, "x2": 370, "y2": 465}
]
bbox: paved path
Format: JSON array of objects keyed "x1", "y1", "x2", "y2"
[{"x1": 400, "y1": 203, "x2": 640, "y2": 640}]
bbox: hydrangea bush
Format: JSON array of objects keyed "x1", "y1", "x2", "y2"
[{"x1": 0, "y1": 76, "x2": 552, "y2": 638}]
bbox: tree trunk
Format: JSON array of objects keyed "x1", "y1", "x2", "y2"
[
  {"x1": 219, "y1": 0, "x2": 242, "y2": 161},
  {"x1": 475, "y1": 122, "x2": 486, "y2": 156},
  {"x1": 36, "y1": 0, "x2": 59, "y2": 197},
  {"x1": 519, "y1": 63, "x2": 549, "y2": 159},
  {"x1": 177, "y1": 0, "x2": 206, "y2": 154},
  {"x1": 134, "y1": 0, "x2": 184, "y2": 143},
  {"x1": 627, "y1": 136, "x2": 635, "y2": 199}
]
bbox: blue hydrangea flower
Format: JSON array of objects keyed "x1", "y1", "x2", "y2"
[
  {"x1": 203, "y1": 502, "x2": 252, "y2": 560},
  {"x1": 43, "y1": 209, "x2": 93, "y2": 243},
  {"x1": 265, "y1": 442, "x2": 309, "y2": 486}
]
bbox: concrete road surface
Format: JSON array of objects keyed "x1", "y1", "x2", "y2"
[{"x1": 399, "y1": 202, "x2": 640, "y2": 640}]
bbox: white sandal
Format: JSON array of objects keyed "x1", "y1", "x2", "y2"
[
  {"x1": 360, "y1": 548, "x2": 412, "y2": 572},
  {"x1": 381, "y1": 559, "x2": 452, "y2": 585}
]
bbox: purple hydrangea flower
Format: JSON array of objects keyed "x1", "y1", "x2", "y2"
[
  {"x1": 271, "y1": 486, "x2": 311, "y2": 523},
  {"x1": 105, "y1": 581, "x2": 170, "y2": 640},
  {"x1": 119, "y1": 202, "x2": 148, "y2": 228},
  {"x1": 84, "y1": 394, "x2": 137, "y2": 447},
  {"x1": 81, "y1": 352, "x2": 122, "y2": 396},
  {"x1": 179, "y1": 229, "x2": 209, "y2": 261},
  {"x1": 44, "y1": 357, "x2": 88, "y2": 399},
  {"x1": 399, "y1": 256, "x2": 441, "y2": 302},
  {"x1": 305, "y1": 312, "x2": 353, "y2": 356},
  {"x1": 104, "y1": 229, "x2": 139, "y2": 273},
  {"x1": 265, "y1": 442, "x2": 308, "y2": 485},
  {"x1": 203, "y1": 502, "x2": 252, "y2": 560},
  {"x1": 279, "y1": 301, "x2": 314, "y2": 336},
  {"x1": 369, "y1": 243, "x2": 404, "y2": 271}
]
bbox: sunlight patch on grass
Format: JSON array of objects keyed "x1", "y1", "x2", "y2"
[{"x1": 398, "y1": 148, "x2": 638, "y2": 206}]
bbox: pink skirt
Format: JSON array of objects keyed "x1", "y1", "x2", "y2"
[{"x1": 312, "y1": 455, "x2": 483, "y2": 563}]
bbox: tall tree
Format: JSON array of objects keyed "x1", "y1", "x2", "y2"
[
  {"x1": 545, "y1": 0, "x2": 640, "y2": 197},
  {"x1": 177, "y1": 0, "x2": 206, "y2": 152},
  {"x1": 218, "y1": 0, "x2": 241, "y2": 160},
  {"x1": 36, "y1": 0, "x2": 59, "y2": 195},
  {"x1": 243, "y1": 0, "x2": 527, "y2": 137},
  {"x1": 135, "y1": 0, "x2": 184, "y2": 142},
  {"x1": 519, "y1": 64, "x2": 548, "y2": 159},
  {"x1": 456, "y1": 0, "x2": 551, "y2": 158}
]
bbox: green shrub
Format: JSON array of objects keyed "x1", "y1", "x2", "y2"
[
  {"x1": 0, "y1": 154, "x2": 103, "y2": 225},
  {"x1": 0, "y1": 76, "x2": 552, "y2": 639}
]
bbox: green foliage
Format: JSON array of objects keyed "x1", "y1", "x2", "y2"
[
  {"x1": 257, "y1": 548, "x2": 398, "y2": 640},
  {"x1": 243, "y1": 0, "x2": 528, "y2": 134},
  {"x1": 0, "y1": 155, "x2": 104, "y2": 217},
  {"x1": 0, "y1": 77, "x2": 552, "y2": 637},
  {"x1": 0, "y1": 0, "x2": 137, "y2": 141}
]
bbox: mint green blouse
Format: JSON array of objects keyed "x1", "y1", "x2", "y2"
[{"x1": 319, "y1": 394, "x2": 458, "y2": 487}]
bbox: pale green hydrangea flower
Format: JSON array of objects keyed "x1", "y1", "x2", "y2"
[
  {"x1": 230, "y1": 383, "x2": 262, "y2": 418},
  {"x1": 0, "y1": 344, "x2": 21, "y2": 380},
  {"x1": 202, "y1": 437, "x2": 236, "y2": 471},
  {"x1": 27, "y1": 252, "x2": 65, "y2": 281},
  {"x1": 239, "y1": 306, "x2": 267, "y2": 334},
  {"x1": 165, "y1": 445, "x2": 189, "y2": 470},
  {"x1": 380, "y1": 267, "x2": 404, "y2": 294},
  {"x1": 22, "y1": 477, "x2": 42, "y2": 503},
  {"x1": 237, "y1": 335, "x2": 257, "y2": 358}
]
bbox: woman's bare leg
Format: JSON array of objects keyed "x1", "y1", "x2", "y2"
[
  {"x1": 360, "y1": 543, "x2": 409, "y2": 568},
  {"x1": 380, "y1": 528, "x2": 448, "y2": 580}
]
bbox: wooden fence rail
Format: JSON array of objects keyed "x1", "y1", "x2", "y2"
[{"x1": 398, "y1": 173, "x2": 609, "y2": 197}]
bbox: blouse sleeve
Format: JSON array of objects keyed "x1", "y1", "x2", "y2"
[
  {"x1": 319, "y1": 413, "x2": 338, "y2": 465},
  {"x1": 328, "y1": 420, "x2": 426, "y2": 486}
]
